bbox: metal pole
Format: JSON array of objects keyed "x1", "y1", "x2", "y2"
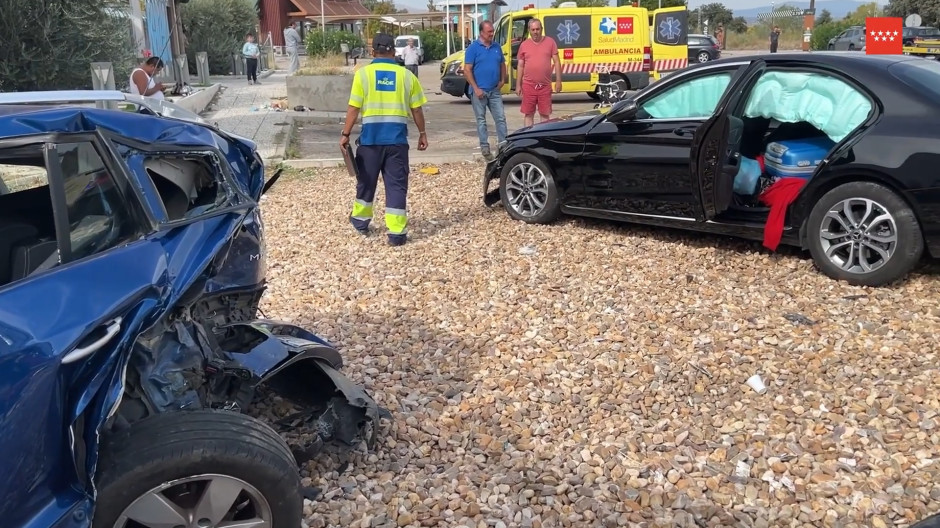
[
  {"x1": 321, "y1": 0, "x2": 326, "y2": 53},
  {"x1": 461, "y1": 1, "x2": 465, "y2": 51},
  {"x1": 445, "y1": 0, "x2": 451, "y2": 56}
]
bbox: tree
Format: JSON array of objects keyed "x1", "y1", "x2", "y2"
[
  {"x1": 886, "y1": 0, "x2": 940, "y2": 26},
  {"x1": 816, "y1": 8, "x2": 832, "y2": 25},
  {"x1": 0, "y1": 0, "x2": 136, "y2": 91},
  {"x1": 728, "y1": 16, "x2": 747, "y2": 33},
  {"x1": 635, "y1": 0, "x2": 686, "y2": 10},
  {"x1": 181, "y1": 0, "x2": 258, "y2": 76},
  {"x1": 688, "y1": 3, "x2": 734, "y2": 33},
  {"x1": 844, "y1": 2, "x2": 881, "y2": 24},
  {"x1": 427, "y1": 0, "x2": 438, "y2": 11},
  {"x1": 552, "y1": 0, "x2": 608, "y2": 6}
]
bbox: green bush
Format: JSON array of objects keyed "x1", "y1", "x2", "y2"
[
  {"x1": 181, "y1": 0, "x2": 258, "y2": 75},
  {"x1": 811, "y1": 20, "x2": 854, "y2": 51},
  {"x1": 0, "y1": 0, "x2": 136, "y2": 91},
  {"x1": 418, "y1": 29, "x2": 448, "y2": 61},
  {"x1": 305, "y1": 31, "x2": 365, "y2": 57}
]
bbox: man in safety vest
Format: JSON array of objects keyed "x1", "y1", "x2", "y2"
[{"x1": 340, "y1": 33, "x2": 428, "y2": 246}]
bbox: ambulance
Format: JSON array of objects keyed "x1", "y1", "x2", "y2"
[{"x1": 439, "y1": 2, "x2": 688, "y2": 100}]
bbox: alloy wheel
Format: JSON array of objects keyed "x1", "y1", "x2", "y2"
[
  {"x1": 818, "y1": 197, "x2": 898, "y2": 274},
  {"x1": 505, "y1": 162, "x2": 549, "y2": 217},
  {"x1": 698, "y1": 51, "x2": 710, "y2": 63},
  {"x1": 112, "y1": 474, "x2": 273, "y2": 528}
]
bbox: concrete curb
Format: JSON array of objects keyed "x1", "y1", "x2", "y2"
[
  {"x1": 174, "y1": 83, "x2": 221, "y2": 114},
  {"x1": 281, "y1": 152, "x2": 480, "y2": 169}
]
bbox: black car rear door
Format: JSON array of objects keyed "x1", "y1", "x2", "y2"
[{"x1": 690, "y1": 59, "x2": 766, "y2": 221}]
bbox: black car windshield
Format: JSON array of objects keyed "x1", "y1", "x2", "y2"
[{"x1": 889, "y1": 59, "x2": 940, "y2": 100}]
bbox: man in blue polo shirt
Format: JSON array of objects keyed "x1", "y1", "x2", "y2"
[{"x1": 463, "y1": 20, "x2": 508, "y2": 161}]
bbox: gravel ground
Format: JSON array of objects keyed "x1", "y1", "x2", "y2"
[{"x1": 257, "y1": 162, "x2": 940, "y2": 528}]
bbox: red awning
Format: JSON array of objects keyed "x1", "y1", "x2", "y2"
[{"x1": 289, "y1": 0, "x2": 370, "y2": 18}]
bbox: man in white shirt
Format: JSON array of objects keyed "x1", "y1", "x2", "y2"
[
  {"x1": 402, "y1": 38, "x2": 420, "y2": 76},
  {"x1": 284, "y1": 22, "x2": 303, "y2": 74}
]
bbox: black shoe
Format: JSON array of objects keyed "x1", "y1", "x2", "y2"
[
  {"x1": 388, "y1": 234, "x2": 407, "y2": 246},
  {"x1": 356, "y1": 228, "x2": 369, "y2": 236}
]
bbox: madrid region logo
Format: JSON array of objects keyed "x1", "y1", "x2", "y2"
[
  {"x1": 659, "y1": 16, "x2": 683, "y2": 40},
  {"x1": 556, "y1": 19, "x2": 581, "y2": 45}
]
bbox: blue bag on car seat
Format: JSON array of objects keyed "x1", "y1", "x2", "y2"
[{"x1": 733, "y1": 156, "x2": 762, "y2": 195}]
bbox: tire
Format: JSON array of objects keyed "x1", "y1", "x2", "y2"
[
  {"x1": 828, "y1": 44, "x2": 834, "y2": 50},
  {"x1": 697, "y1": 51, "x2": 711, "y2": 63},
  {"x1": 499, "y1": 153, "x2": 561, "y2": 224},
  {"x1": 805, "y1": 181, "x2": 923, "y2": 286},
  {"x1": 94, "y1": 410, "x2": 302, "y2": 528},
  {"x1": 849, "y1": 44, "x2": 856, "y2": 51}
]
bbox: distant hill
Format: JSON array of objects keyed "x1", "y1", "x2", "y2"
[{"x1": 734, "y1": 0, "x2": 885, "y2": 23}]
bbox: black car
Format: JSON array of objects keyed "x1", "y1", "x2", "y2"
[
  {"x1": 688, "y1": 33, "x2": 721, "y2": 63},
  {"x1": 482, "y1": 53, "x2": 940, "y2": 286},
  {"x1": 903, "y1": 25, "x2": 940, "y2": 46}
]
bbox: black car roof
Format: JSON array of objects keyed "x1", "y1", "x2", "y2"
[{"x1": 699, "y1": 52, "x2": 918, "y2": 70}]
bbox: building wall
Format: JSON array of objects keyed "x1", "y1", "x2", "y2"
[
  {"x1": 145, "y1": 0, "x2": 172, "y2": 65},
  {"x1": 260, "y1": 0, "x2": 292, "y2": 47}
]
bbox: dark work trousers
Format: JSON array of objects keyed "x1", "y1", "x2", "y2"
[
  {"x1": 406, "y1": 64, "x2": 418, "y2": 76},
  {"x1": 246, "y1": 58, "x2": 258, "y2": 82},
  {"x1": 350, "y1": 143, "x2": 410, "y2": 243}
]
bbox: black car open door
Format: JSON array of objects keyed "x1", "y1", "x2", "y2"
[{"x1": 690, "y1": 59, "x2": 767, "y2": 221}]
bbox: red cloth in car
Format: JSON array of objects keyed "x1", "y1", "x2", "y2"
[{"x1": 758, "y1": 177, "x2": 807, "y2": 251}]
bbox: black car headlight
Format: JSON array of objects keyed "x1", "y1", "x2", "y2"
[{"x1": 445, "y1": 61, "x2": 462, "y2": 75}]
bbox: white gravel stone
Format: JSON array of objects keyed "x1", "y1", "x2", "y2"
[{"x1": 255, "y1": 163, "x2": 940, "y2": 528}]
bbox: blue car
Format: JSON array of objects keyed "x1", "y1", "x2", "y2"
[{"x1": 0, "y1": 91, "x2": 384, "y2": 528}]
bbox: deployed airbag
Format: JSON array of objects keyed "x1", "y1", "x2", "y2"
[
  {"x1": 643, "y1": 73, "x2": 733, "y2": 119},
  {"x1": 743, "y1": 71, "x2": 871, "y2": 142}
]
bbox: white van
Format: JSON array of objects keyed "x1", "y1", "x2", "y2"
[{"x1": 394, "y1": 35, "x2": 424, "y2": 65}]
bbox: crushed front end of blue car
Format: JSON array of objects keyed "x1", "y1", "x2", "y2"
[{"x1": 0, "y1": 92, "x2": 386, "y2": 528}]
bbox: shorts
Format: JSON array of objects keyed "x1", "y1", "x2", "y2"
[{"x1": 520, "y1": 83, "x2": 552, "y2": 116}]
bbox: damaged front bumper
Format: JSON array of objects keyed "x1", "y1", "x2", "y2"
[
  {"x1": 482, "y1": 153, "x2": 503, "y2": 207},
  {"x1": 218, "y1": 320, "x2": 388, "y2": 450}
]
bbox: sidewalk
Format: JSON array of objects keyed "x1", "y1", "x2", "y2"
[{"x1": 202, "y1": 65, "x2": 291, "y2": 162}]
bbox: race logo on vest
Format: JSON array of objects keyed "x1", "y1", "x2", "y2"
[{"x1": 375, "y1": 71, "x2": 397, "y2": 92}]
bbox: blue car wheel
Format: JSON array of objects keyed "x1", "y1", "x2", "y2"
[{"x1": 92, "y1": 410, "x2": 302, "y2": 528}]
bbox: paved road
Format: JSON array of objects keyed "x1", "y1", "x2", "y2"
[{"x1": 290, "y1": 49, "x2": 783, "y2": 164}]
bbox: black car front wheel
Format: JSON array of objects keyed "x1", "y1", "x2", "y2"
[
  {"x1": 697, "y1": 51, "x2": 711, "y2": 63},
  {"x1": 806, "y1": 181, "x2": 923, "y2": 286},
  {"x1": 93, "y1": 410, "x2": 303, "y2": 528},
  {"x1": 499, "y1": 153, "x2": 561, "y2": 224}
]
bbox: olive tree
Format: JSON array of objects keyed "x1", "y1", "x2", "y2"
[{"x1": 0, "y1": 0, "x2": 136, "y2": 92}]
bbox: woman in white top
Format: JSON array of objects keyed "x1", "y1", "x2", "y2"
[{"x1": 129, "y1": 57, "x2": 166, "y2": 100}]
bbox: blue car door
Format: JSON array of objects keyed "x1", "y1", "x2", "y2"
[{"x1": 0, "y1": 136, "x2": 161, "y2": 528}]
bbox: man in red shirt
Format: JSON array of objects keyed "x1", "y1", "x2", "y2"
[{"x1": 515, "y1": 19, "x2": 562, "y2": 127}]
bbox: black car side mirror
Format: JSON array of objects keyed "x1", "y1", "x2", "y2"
[{"x1": 607, "y1": 100, "x2": 638, "y2": 122}]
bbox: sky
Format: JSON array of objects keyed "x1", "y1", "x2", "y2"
[{"x1": 396, "y1": 0, "x2": 885, "y2": 14}]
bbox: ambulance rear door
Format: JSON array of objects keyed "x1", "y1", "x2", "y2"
[{"x1": 650, "y1": 6, "x2": 688, "y2": 76}]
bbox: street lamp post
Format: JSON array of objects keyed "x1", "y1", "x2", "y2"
[{"x1": 320, "y1": 0, "x2": 326, "y2": 52}]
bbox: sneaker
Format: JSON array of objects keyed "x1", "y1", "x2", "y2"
[
  {"x1": 481, "y1": 147, "x2": 493, "y2": 161},
  {"x1": 248, "y1": 80, "x2": 253, "y2": 85},
  {"x1": 254, "y1": 80, "x2": 261, "y2": 84}
]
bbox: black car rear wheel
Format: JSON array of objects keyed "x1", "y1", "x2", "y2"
[
  {"x1": 806, "y1": 182, "x2": 923, "y2": 286},
  {"x1": 499, "y1": 153, "x2": 560, "y2": 224}
]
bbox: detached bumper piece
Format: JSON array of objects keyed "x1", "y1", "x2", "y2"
[{"x1": 212, "y1": 320, "x2": 389, "y2": 457}]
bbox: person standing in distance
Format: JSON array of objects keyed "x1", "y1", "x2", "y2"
[
  {"x1": 403, "y1": 38, "x2": 420, "y2": 76},
  {"x1": 284, "y1": 22, "x2": 303, "y2": 74},
  {"x1": 463, "y1": 20, "x2": 508, "y2": 161},
  {"x1": 242, "y1": 33, "x2": 261, "y2": 85},
  {"x1": 515, "y1": 19, "x2": 562, "y2": 127},
  {"x1": 769, "y1": 25, "x2": 780, "y2": 53},
  {"x1": 340, "y1": 33, "x2": 428, "y2": 247}
]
